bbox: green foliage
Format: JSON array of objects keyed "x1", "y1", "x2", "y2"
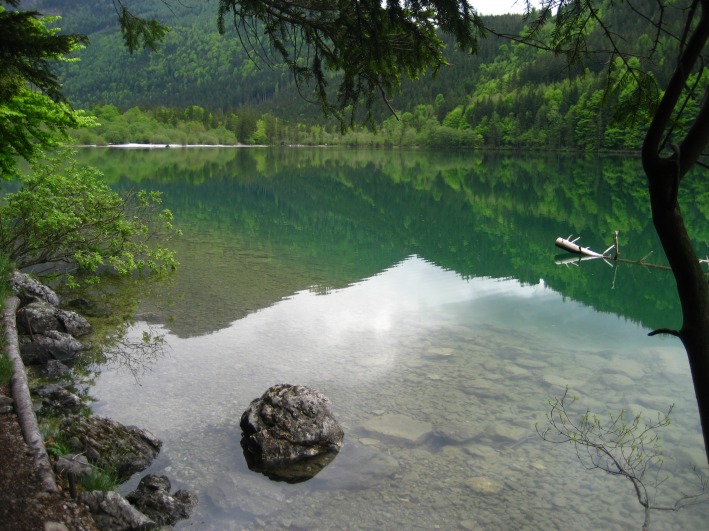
[
  {"x1": 77, "y1": 465, "x2": 119, "y2": 492},
  {"x1": 217, "y1": 0, "x2": 484, "y2": 127},
  {"x1": 114, "y1": 0, "x2": 169, "y2": 53},
  {"x1": 539, "y1": 388, "x2": 672, "y2": 482},
  {"x1": 0, "y1": 149, "x2": 179, "y2": 283},
  {"x1": 0, "y1": 6, "x2": 93, "y2": 178},
  {"x1": 0, "y1": 88, "x2": 96, "y2": 178},
  {"x1": 41, "y1": 418, "x2": 73, "y2": 457},
  {"x1": 40, "y1": 1, "x2": 704, "y2": 152},
  {"x1": 0, "y1": 4, "x2": 87, "y2": 103},
  {"x1": 538, "y1": 387, "x2": 708, "y2": 528}
]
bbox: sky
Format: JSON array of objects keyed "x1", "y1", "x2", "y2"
[{"x1": 474, "y1": 1, "x2": 538, "y2": 15}]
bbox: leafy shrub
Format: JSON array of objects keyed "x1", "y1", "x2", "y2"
[{"x1": 0, "y1": 149, "x2": 180, "y2": 285}]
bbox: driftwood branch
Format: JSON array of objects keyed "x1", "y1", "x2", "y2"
[{"x1": 3, "y1": 296, "x2": 58, "y2": 493}]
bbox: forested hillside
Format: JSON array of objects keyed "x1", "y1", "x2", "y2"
[{"x1": 37, "y1": 0, "x2": 707, "y2": 149}]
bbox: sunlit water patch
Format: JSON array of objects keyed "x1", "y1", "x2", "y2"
[{"x1": 90, "y1": 256, "x2": 707, "y2": 530}]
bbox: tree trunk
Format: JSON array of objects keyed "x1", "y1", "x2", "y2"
[
  {"x1": 3, "y1": 296, "x2": 59, "y2": 492},
  {"x1": 647, "y1": 161, "x2": 709, "y2": 464},
  {"x1": 642, "y1": 0, "x2": 709, "y2": 465}
]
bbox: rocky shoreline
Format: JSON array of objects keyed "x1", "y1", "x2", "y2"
[{"x1": 3, "y1": 272, "x2": 197, "y2": 529}]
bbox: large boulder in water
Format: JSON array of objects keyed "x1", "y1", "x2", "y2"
[{"x1": 240, "y1": 384, "x2": 344, "y2": 483}]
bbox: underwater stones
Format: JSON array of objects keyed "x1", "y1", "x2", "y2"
[
  {"x1": 361, "y1": 413, "x2": 433, "y2": 444},
  {"x1": 462, "y1": 442, "x2": 500, "y2": 461},
  {"x1": 485, "y1": 422, "x2": 531, "y2": 444},
  {"x1": 240, "y1": 384, "x2": 344, "y2": 483},
  {"x1": 425, "y1": 347, "x2": 456, "y2": 359},
  {"x1": 318, "y1": 441, "x2": 400, "y2": 490},
  {"x1": 432, "y1": 422, "x2": 483, "y2": 445},
  {"x1": 205, "y1": 474, "x2": 287, "y2": 516},
  {"x1": 464, "y1": 476, "x2": 504, "y2": 495},
  {"x1": 457, "y1": 379, "x2": 505, "y2": 399}
]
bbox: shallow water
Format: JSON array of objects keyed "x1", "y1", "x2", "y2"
[{"x1": 77, "y1": 148, "x2": 708, "y2": 530}]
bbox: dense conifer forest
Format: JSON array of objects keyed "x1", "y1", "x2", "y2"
[{"x1": 35, "y1": 0, "x2": 707, "y2": 149}]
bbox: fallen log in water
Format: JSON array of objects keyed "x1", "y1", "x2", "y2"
[{"x1": 554, "y1": 236, "x2": 607, "y2": 258}]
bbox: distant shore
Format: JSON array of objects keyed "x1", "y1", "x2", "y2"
[
  {"x1": 82, "y1": 143, "x2": 257, "y2": 149},
  {"x1": 76, "y1": 143, "x2": 333, "y2": 149}
]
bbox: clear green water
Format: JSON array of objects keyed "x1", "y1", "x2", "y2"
[{"x1": 75, "y1": 147, "x2": 708, "y2": 530}]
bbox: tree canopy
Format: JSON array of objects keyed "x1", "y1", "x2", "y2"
[
  {"x1": 215, "y1": 0, "x2": 485, "y2": 125},
  {"x1": 0, "y1": 1, "x2": 91, "y2": 178}
]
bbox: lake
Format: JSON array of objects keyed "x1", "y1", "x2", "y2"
[{"x1": 72, "y1": 147, "x2": 709, "y2": 530}]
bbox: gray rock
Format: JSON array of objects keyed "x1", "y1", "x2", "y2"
[
  {"x1": 17, "y1": 301, "x2": 62, "y2": 335},
  {"x1": 44, "y1": 359, "x2": 71, "y2": 377},
  {"x1": 17, "y1": 301, "x2": 91, "y2": 338},
  {"x1": 126, "y1": 474, "x2": 198, "y2": 526},
  {"x1": 34, "y1": 385, "x2": 82, "y2": 414},
  {"x1": 10, "y1": 271, "x2": 60, "y2": 307},
  {"x1": 56, "y1": 308, "x2": 92, "y2": 337},
  {"x1": 240, "y1": 384, "x2": 344, "y2": 482},
  {"x1": 60, "y1": 416, "x2": 162, "y2": 482},
  {"x1": 55, "y1": 454, "x2": 92, "y2": 479},
  {"x1": 79, "y1": 491, "x2": 155, "y2": 530},
  {"x1": 19, "y1": 330, "x2": 87, "y2": 365}
]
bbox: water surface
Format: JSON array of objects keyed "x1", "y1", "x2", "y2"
[{"x1": 75, "y1": 147, "x2": 709, "y2": 530}]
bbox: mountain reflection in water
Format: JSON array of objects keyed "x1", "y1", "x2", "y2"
[{"x1": 75, "y1": 148, "x2": 708, "y2": 530}]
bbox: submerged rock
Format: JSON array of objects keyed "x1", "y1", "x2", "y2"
[
  {"x1": 240, "y1": 384, "x2": 344, "y2": 483},
  {"x1": 60, "y1": 415, "x2": 162, "y2": 482},
  {"x1": 126, "y1": 474, "x2": 198, "y2": 526},
  {"x1": 361, "y1": 413, "x2": 433, "y2": 444}
]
